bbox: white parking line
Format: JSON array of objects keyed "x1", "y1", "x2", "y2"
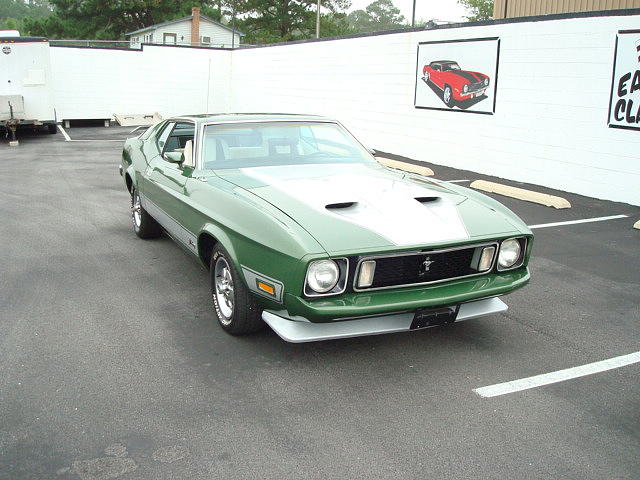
[
  {"x1": 57, "y1": 124, "x2": 71, "y2": 141},
  {"x1": 444, "y1": 179, "x2": 470, "y2": 183},
  {"x1": 528, "y1": 214, "x2": 628, "y2": 229},
  {"x1": 68, "y1": 139, "x2": 124, "y2": 142},
  {"x1": 474, "y1": 351, "x2": 640, "y2": 398}
]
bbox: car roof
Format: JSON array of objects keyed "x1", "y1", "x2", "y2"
[
  {"x1": 171, "y1": 113, "x2": 333, "y2": 124},
  {"x1": 431, "y1": 60, "x2": 459, "y2": 65}
]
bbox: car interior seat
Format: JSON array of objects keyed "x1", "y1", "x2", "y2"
[{"x1": 203, "y1": 135, "x2": 230, "y2": 169}]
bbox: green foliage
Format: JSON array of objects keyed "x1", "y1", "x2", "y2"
[
  {"x1": 458, "y1": 0, "x2": 493, "y2": 22},
  {"x1": 12, "y1": 0, "x2": 353, "y2": 44},
  {"x1": 346, "y1": 0, "x2": 406, "y2": 33},
  {"x1": 0, "y1": 0, "x2": 50, "y2": 32},
  {"x1": 20, "y1": 1, "x2": 224, "y2": 40},
  {"x1": 0, "y1": 0, "x2": 51, "y2": 21},
  {"x1": 235, "y1": 0, "x2": 351, "y2": 44},
  {"x1": 0, "y1": 16, "x2": 19, "y2": 30}
]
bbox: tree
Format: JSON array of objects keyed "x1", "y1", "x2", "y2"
[
  {"x1": 21, "y1": 1, "x2": 224, "y2": 40},
  {"x1": 458, "y1": 0, "x2": 493, "y2": 22},
  {"x1": 1, "y1": 0, "x2": 50, "y2": 20},
  {"x1": 346, "y1": 0, "x2": 406, "y2": 33},
  {"x1": 234, "y1": 0, "x2": 351, "y2": 44}
]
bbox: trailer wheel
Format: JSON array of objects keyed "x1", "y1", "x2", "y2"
[{"x1": 47, "y1": 124, "x2": 57, "y2": 134}]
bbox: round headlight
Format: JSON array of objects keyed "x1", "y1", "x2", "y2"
[
  {"x1": 306, "y1": 260, "x2": 339, "y2": 293},
  {"x1": 484, "y1": 78, "x2": 489, "y2": 86},
  {"x1": 498, "y1": 239, "x2": 522, "y2": 270},
  {"x1": 463, "y1": 84, "x2": 468, "y2": 93}
]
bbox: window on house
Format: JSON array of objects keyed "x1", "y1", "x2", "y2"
[
  {"x1": 201, "y1": 36, "x2": 211, "y2": 46},
  {"x1": 163, "y1": 33, "x2": 177, "y2": 45}
]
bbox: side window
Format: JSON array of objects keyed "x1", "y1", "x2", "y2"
[
  {"x1": 156, "y1": 122, "x2": 175, "y2": 152},
  {"x1": 162, "y1": 122, "x2": 195, "y2": 155}
]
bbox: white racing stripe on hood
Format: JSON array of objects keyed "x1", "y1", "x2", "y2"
[{"x1": 241, "y1": 165, "x2": 470, "y2": 246}]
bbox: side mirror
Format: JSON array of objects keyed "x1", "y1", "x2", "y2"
[{"x1": 163, "y1": 152, "x2": 184, "y2": 164}]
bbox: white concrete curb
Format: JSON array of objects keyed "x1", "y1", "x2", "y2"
[
  {"x1": 376, "y1": 157, "x2": 434, "y2": 177},
  {"x1": 470, "y1": 180, "x2": 571, "y2": 209}
]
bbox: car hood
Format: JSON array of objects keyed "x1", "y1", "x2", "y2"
[
  {"x1": 215, "y1": 163, "x2": 521, "y2": 254},
  {"x1": 449, "y1": 70, "x2": 487, "y2": 83}
]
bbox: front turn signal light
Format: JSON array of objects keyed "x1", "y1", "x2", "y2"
[
  {"x1": 357, "y1": 260, "x2": 376, "y2": 288},
  {"x1": 478, "y1": 246, "x2": 496, "y2": 272}
]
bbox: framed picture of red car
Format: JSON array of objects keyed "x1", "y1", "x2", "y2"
[{"x1": 414, "y1": 37, "x2": 500, "y2": 115}]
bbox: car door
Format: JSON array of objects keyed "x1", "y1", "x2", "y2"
[
  {"x1": 432, "y1": 64, "x2": 444, "y2": 89},
  {"x1": 143, "y1": 121, "x2": 200, "y2": 252}
]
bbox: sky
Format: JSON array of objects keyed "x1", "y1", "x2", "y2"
[{"x1": 346, "y1": 0, "x2": 469, "y2": 24}]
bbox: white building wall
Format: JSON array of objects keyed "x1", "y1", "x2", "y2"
[
  {"x1": 129, "y1": 19, "x2": 241, "y2": 48},
  {"x1": 153, "y1": 22, "x2": 192, "y2": 44},
  {"x1": 50, "y1": 45, "x2": 231, "y2": 120},
  {"x1": 230, "y1": 14, "x2": 640, "y2": 206},
  {"x1": 199, "y1": 22, "x2": 241, "y2": 47}
]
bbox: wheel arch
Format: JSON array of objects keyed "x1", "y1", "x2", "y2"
[
  {"x1": 124, "y1": 166, "x2": 137, "y2": 194},
  {"x1": 197, "y1": 224, "x2": 238, "y2": 271}
]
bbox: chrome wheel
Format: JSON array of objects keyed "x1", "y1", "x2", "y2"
[
  {"x1": 444, "y1": 86, "x2": 452, "y2": 105},
  {"x1": 132, "y1": 192, "x2": 141, "y2": 229},
  {"x1": 214, "y1": 257, "x2": 234, "y2": 324}
]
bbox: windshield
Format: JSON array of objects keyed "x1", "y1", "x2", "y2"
[
  {"x1": 201, "y1": 121, "x2": 374, "y2": 169},
  {"x1": 443, "y1": 63, "x2": 461, "y2": 71}
]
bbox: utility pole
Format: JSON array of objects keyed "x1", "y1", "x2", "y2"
[
  {"x1": 231, "y1": 1, "x2": 236, "y2": 48},
  {"x1": 411, "y1": 0, "x2": 416, "y2": 27},
  {"x1": 316, "y1": 0, "x2": 321, "y2": 39}
]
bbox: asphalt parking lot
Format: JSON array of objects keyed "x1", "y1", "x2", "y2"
[{"x1": 1, "y1": 127, "x2": 639, "y2": 480}]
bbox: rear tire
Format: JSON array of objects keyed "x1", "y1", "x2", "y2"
[
  {"x1": 47, "y1": 123, "x2": 57, "y2": 134},
  {"x1": 131, "y1": 187, "x2": 162, "y2": 239},
  {"x1": 210, "y1": 245, "x2": 264, "y2": 335}
]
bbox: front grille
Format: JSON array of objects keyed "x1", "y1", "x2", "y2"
[
  {"x1": 468, "y1": 81, "x2": 486, "y2": 92},
  {"x1": 356, "y1": 245, "x2": 491, "y2": 290}
]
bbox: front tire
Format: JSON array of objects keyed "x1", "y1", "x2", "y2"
[
  {"x1": 47, "y1": 123, "x2": 57, "y2": 134},
  {"x1": 210, "y1": 245, "x2": 264, "y2": 335},
  {"x1": 443, "y1": 85, "x2": 454, "y2": 108},
  {"x1": 131, "y1": 187, "x2": 162, "y2": 239}
]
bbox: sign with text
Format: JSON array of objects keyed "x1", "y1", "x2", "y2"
[{"x1": 608, "y1": 30, "x2": 640, "y2": 131}]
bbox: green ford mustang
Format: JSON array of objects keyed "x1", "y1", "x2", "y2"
[{"x1": 120, "y1": 114, "x2": 532, "y2": 342}]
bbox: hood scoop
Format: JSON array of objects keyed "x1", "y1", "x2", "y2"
[
  {"x1": 415, "y1": 196, "x2": 440, "y2": 204},
  {"x1": 326, "y1": 202, "x2": 358, "y2": 210}
]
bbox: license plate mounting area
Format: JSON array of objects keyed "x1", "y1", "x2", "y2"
[{"x1": 410, "y1": 305, "x2": 460, "y2": 330}]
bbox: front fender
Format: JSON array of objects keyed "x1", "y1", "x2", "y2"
[
  {"x1": 124, "y1": 164, "x2": 137, "y2": 193},
  {"x1": 198, "y1": 223, "x2": 238, "y2": 269}
]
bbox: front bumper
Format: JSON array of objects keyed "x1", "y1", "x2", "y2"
[
  {"x1": 458, "y1": 88, "x2": 487, "y2": 99},
  {"x1": 263, "y1": 296, "x2": 507, "y2": 343},
  {"x1": 282, "y1": 268, "x2": 529, "y2": 323}
]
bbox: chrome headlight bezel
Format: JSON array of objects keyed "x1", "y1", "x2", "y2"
[
  {"x1": 497, "y1": 237, "x2": 526, "y2": 271},
  {"x1": 463, "y1": 84, "x2": 469, "y2": 93},
  {"x1": 304, "y1": 258, "x2": 349, "y2": 297}
]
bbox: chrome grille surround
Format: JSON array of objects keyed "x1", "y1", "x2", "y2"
[{"x1": 352, "y1": 241, "x2": 499, "y2": 292}]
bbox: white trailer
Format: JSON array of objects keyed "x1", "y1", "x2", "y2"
[{"x1": 0, "y1": 32, "x2": 56, "y2": 142}]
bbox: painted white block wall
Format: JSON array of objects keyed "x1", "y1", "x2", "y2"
[
  {"x1": 230, "y1": 14, "x2": 640, "y2": 206},
  {"x1": 50, "y1": 45, "x2": 231, "y2": 120}
]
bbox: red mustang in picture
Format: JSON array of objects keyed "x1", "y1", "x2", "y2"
[{"x1": 422, "y1": 60, "x2": 490, "y2": 108}]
